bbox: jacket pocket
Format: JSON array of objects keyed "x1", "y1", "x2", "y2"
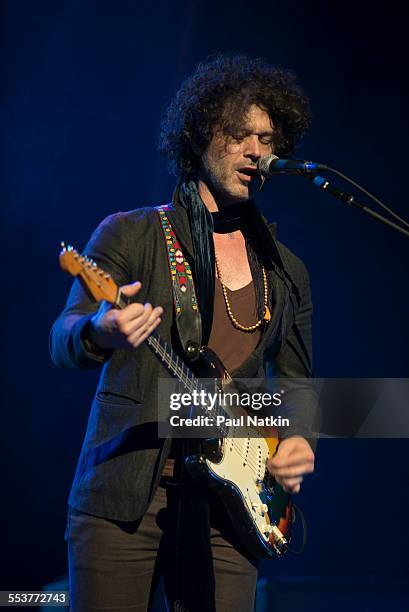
[
  {"x1": 96, "y1": 390, "x2": 142, "y2": 406},
  {"x1": 82, "y1": 393, "x2": 143, "y2": 450}
]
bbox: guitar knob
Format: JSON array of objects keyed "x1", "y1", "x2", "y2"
[
  {"x1": 252, "y1": 503, "x2": 269, "y2": 515},
  {"x1": 262, "y1": 524, "x2": 273, "y2": 534}
]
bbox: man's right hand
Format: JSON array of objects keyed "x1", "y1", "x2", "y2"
[{"x1": 88, "y1": 281, "x2": 163, "y2": 350}]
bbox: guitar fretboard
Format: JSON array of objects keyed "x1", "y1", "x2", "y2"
[{"x1": 118, "y1": 289, "x2": 230, "y2": 436}]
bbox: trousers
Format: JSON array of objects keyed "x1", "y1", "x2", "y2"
[{"x1": 66, "y1": 482, "x2": 258, "y2": 611}]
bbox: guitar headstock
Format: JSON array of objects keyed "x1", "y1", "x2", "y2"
[{"x1": 59, "y1": 242, "x2": 118, "y2": 304}]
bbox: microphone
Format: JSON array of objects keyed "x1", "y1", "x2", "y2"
[{"x1": 258, "y1": 154, "x2": 328, "y2": 177}]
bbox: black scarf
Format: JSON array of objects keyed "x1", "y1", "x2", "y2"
[{"x1": 177, "y1": 179, "x2": 285, "y2": 344}]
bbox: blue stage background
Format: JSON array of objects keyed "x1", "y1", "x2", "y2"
[{"x1": 1, "y1": 1, "x2": 408, "y2": 609}]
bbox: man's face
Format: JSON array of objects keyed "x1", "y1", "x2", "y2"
[{"x1": 199, "y1": 104, "x2": 274, "y2": 206}]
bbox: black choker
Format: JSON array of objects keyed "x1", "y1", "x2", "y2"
[{"x1": 211, "y1": 201, "x2": 252, "y2": 234}]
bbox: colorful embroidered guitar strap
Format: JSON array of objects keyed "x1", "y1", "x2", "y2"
[{"x1": 156, "y1": 204, "x2": 202, "y2": 359}]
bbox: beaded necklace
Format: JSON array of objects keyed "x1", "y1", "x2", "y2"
[{"x1": 214, "y1": 252, "x2": 271, "y2": 332}]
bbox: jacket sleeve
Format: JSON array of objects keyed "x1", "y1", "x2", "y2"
[
  {"x1": 273, "y1": 263, "x2": 318, "y2": 450},
  {"x1": 50, "y1": 212, "x2": 131, "y2": 369}
]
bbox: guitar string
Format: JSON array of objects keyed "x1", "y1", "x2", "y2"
[
  {"x1": 139, "y1": 326, "x2": 269, "y2": 477},
  {"x1": 147, "y1": 333, "x2": 274, "y2": 475},
  {"x1": 146, "y1": 336, "x2": 271, "y2": 476}
]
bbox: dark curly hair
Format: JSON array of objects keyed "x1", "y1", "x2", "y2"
[{"x1": 158, "y1": 54, "x2": 311, "y2": 178}]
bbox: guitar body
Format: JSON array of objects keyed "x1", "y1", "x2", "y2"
[{"x1": 185, "y1": 346, "x2": 293, "y2": 558}]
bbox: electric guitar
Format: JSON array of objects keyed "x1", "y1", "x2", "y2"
[{"x1": 59, "y1": 243, "x2": 295, "y2": 558}]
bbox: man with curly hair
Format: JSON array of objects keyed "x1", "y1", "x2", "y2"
[{"x1": 51, "y1": 54, "x2": 315, "y2": 611}]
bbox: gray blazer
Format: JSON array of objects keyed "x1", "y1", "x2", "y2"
[{"x1": 50, "y1": 196, "x2": 315, "y2": 522}]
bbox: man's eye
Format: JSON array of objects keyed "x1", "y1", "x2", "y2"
[{"x1": 260, "y1": 138, "x2": 274, "y2": 146}]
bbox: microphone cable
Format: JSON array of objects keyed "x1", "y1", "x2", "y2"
[{"x1": 323, "y1": 166, "x2": 409, "y2": 230}]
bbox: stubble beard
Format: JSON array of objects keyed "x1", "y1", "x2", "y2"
[{"x1": 202, "y1": 160, "x2": 250, "y2": 207}]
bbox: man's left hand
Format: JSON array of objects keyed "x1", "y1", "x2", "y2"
[{"x1": 267, "y1": 436, "x2": 314, "y2": 494}]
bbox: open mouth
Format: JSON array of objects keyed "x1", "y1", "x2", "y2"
[{"x1": 236, "y1": 167, "x2": 257, "y2": 182}]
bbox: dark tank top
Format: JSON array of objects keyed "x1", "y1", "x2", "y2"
[
  {"x1": 207, "y1": 277, "x2": 261, "y2": 373},
  {"x1": 163, "y1": 277, "x2": 262, "y2": 477}
]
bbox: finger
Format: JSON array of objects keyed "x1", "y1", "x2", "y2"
[
  {"x1": 269, "y1": 451, "x2": 314, "y2": 469},
  {"x1": 116, "y1": 302, "x2": 152, "y2": 334},
  {"x1": 283, "y1": 476, "x2": 304, "y2": 486},
  {"x1": 285, "y1": 482, "x2": 301, "y2": 494},
  {"x1": 106, "y1": 303, "x2": 145, "y2": 332},
  {"x1": 269, "y1": 464, "x2": 313, "y2": 478},
  {"x1": 276, "y1": 476, "x2": 303, "y2": 493},
  {"x1": 117, "y1": 302, "x2": 148, "y2": 326},
  {"x1": 120, "y1": 281, "x2": 142, "y2": 297},
  {"x1": 268, "y1": 457, "x2": 314, "y2": 473},
  {"x1": 117, "y1": 302, "x2": 152, "y2": 333},
  {"x1": 129, "y1": 317, "x2": 161, "y2": 347},
  {"x1": 121, "y1": 303, "x2": 162, "y2": 336},
  {"x1": 140, "y1": 305, "x2": 163, "y2": 327},
  {"x1": 117, "y1": 298, "x2": 163, "y2": 328},
  {"x1": 127, "y1": 316, "x2": 155, "y2": 343},
  {"x1": 272, "y1": 446, "x2": 314, "y2": 461},
  {"x1": 269, "y1": 462, "x2": 314, "y2": 478}
]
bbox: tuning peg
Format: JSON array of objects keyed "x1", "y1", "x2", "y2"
[{"x1": 60, "y1": 243, "x2": 71, "y2": 253}]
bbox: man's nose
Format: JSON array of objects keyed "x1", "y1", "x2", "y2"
[{"x1": 243, "y1": 135, "x2": 262, "y2": 161}]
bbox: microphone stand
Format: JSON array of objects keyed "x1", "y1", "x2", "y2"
[{"x1": 308, "y1": 175, "x2": 409, "y2": 239}]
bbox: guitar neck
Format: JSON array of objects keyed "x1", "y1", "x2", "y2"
[
  {"x1": 147, "y1": 330, "x2": 231, "y2": 437},
  {"x1": 119, "y1": 292, "x2": 229, "y2": 436},
  {"x1": 117, "y1": 288, "x2": 198, "y2": 390},
  {"x1": 146, "y1": 330, "x2": 198, "y2": 391}
]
